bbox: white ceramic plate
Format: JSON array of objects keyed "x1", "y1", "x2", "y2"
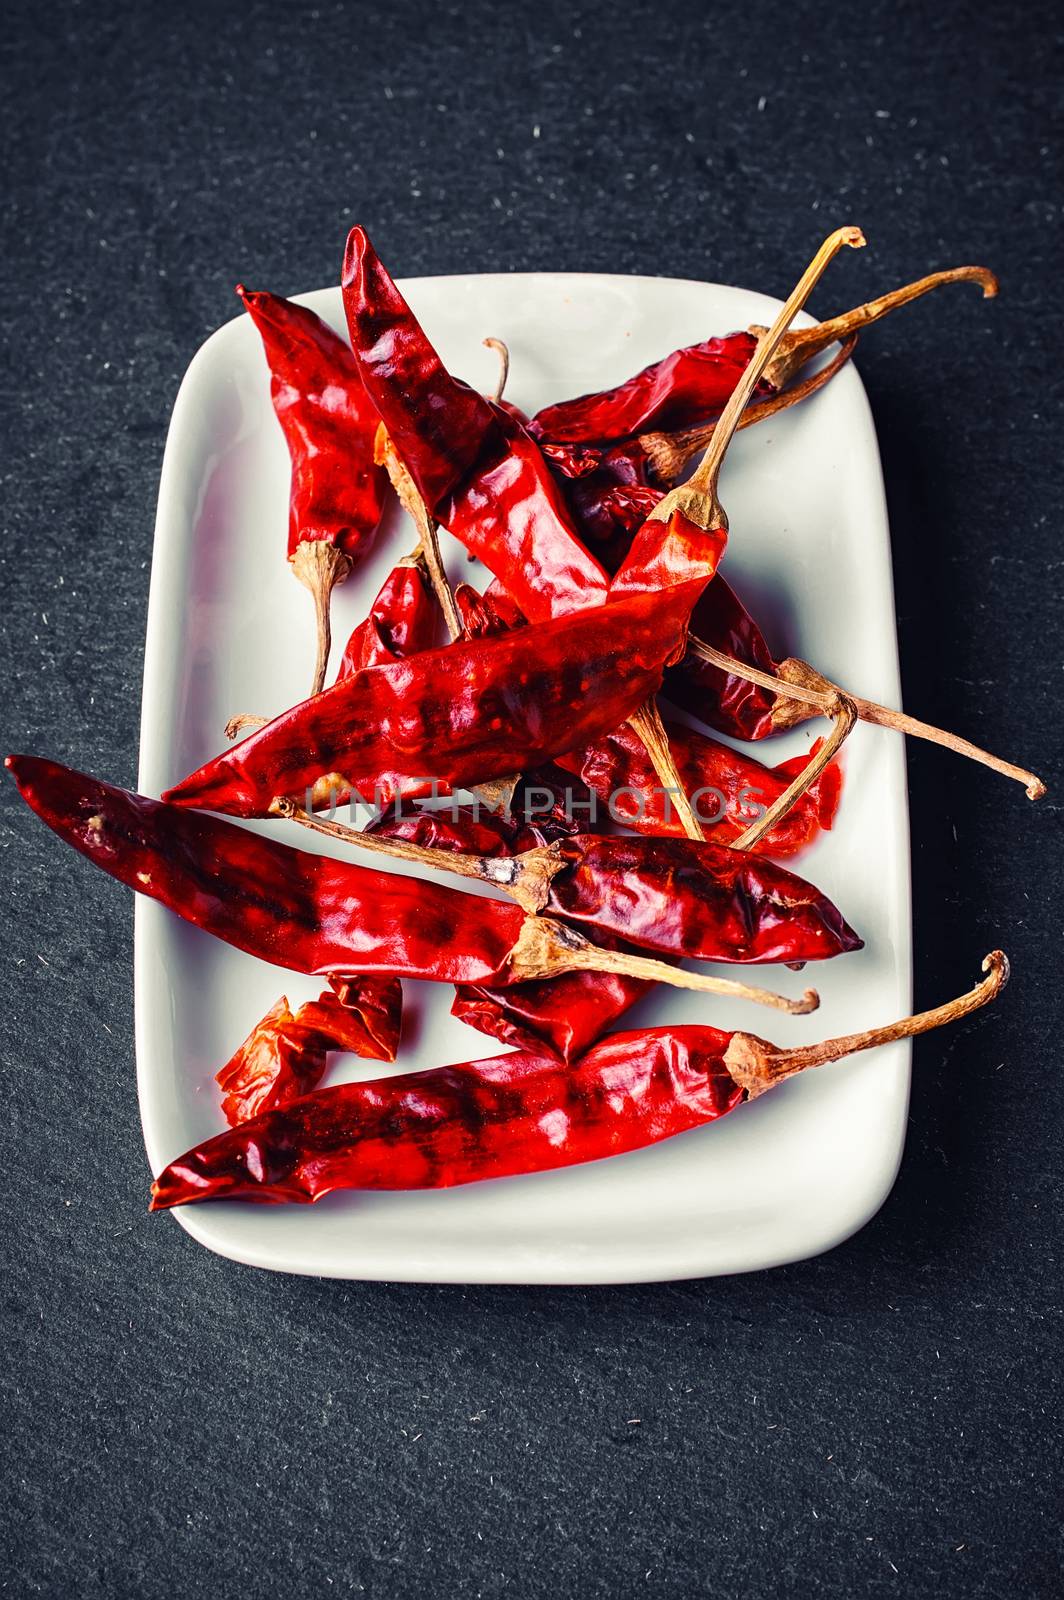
[{"x1": 137, "y1": 270, "x2": 911, "y2": 1283}]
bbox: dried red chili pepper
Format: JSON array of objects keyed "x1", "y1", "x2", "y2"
[
  {"x1": 238, "y1": 285, "x2": 387, "y2": 695},
  {"x1": 216, "y1": 974, "x2": 402, "y2": 1126},
  {"x1": 557, "y1": 721, "x2": 842, "y2": 857},
  {"x1": 280, "y1": 809, "x2": 862, "y2": 966},
  {"x1": 162, "y1": 578, "x2": 706, "y2": 819},
  {"x1": 8, "y1": 757, "x2": 818, "y2": 1011},
  {"x1": 336, "y1": 558, "x2": 438, "y2": 679},
  {"x1": 149, "y1": 952, "x2": 1008, "y2": 1208},
  {"x1": 529, "y1": 266, "x2": 997, "y2": 448}
]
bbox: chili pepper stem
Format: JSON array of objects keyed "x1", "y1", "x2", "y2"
[
  {"x1": 270, "y1": 797, "x2": 561, "y2": 914},
  {"x1": 731, "y1": 693, "x2": 858, "y2": 850},
  {"x1": 639, "y1": 336, "x2": 857, "y2": 487},
  {"x1": 290, "y1": 540, "x2": 352, "y2": 697},
  {"x1": 755, "y1": 266, "x2": 998, "y2": 393},
  {"x1": 225, "y1": 713, "x2": 268, "y2": 742},
  {"x1": 506, "y1": 915, "x2": 820, "y2": 1014},
  {"x1": 627, "y1": 699, "x2": 706, "y2": 841},
  {"x1": 483, "y1": 337, "x2": 510, "y2": 403},
  {"x1": 651, "y1": 227, "x2": 865, "y2": 532},
  {"x1": 374, "y1": 424, "x2": 463, "y2": 642},
  {"x1": 726, "y1": 950, "x2": 1008, "y2": 1098},
  {"x1": 686, "y1": 638, "x2": 1046, "y2": 800}
]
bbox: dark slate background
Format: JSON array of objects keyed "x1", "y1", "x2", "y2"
[{"x1": 2, "y1": 0, "x2": 1061, "y2": 1594}]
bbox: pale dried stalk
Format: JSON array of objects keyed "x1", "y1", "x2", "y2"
[
  {"x1": 483, "y1": 337, "x2": 510, "y2": 403},
  {"x1": 505, "y1": 917, "x2": 819, "y2": 1014},
  {"x1": 290, "y1": 540, "x2": 352, "y2": 697},
  {"x1": 757, "y1": 265, "x2": 998, "y2": 392},
  {"x1": 374, "y1": 424, "x2": 463, "y2": 643},
  {"x1": 627, "y1": 700, "x2": 705, "y2": 841},
  {"x1": 686, "y1": 639, "x2": 1046, "y2": 800},
  {"x1": 649, "y1": 226, "x2": 866, "y2": 533},
  {"x1": 731, "y1": 693, "x2": 858, "y2": 850},
  {"x1": 726, "y1": 951, "x2": 1009, "y2": 1097}
]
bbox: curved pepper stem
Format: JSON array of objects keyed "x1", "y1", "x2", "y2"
[
  {"x1": 755, "y1": 265, "x2": 998, "y2": 393},
  {"x1": 686, "y1": 638, "x2": 1046, "y2": 800},
  {"x1": 725, "y1": 950, "x2": 1009, "y2": 1097},
  {"x1": 290, "y1": 540, "x2": 352, "y2": 697},
  {"x1": 483, "y1": 337, "x2": 510, "y2": 403},
  {"x1": 730, "y1": 691, "x2": 858, "y2": 851},
  {"x1": 667, "y1": 226, "x2": 866, "y2": 529},
  {"x1": 374, "y1": 424, "x2": 463, "y2": 643}
]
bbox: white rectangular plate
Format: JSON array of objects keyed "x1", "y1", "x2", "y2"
[{"x1": 137, "y1": 270, "x2": 911, "y2": 1283}]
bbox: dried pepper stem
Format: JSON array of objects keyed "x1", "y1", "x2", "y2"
[
  {"x1": 726, "y1": 950, "x2": 1008, "y2": 1097},
  {"x1": 627, "y1": 700, "x2": 706, "y2": 841},
  {"x1": 757, "y1": 265, "x2": 998, "y2": 392},
  {"x1": 225, "y1": 712, "x2": 268, "y2": 741},
  {"x1": 374, "y1": 424, "x2": 463, "y2": 642},
  {"x1": 731, "y1": 692, "x2": 858, "y2": 850},
  {"x1": 687, "y1": 639, "x2": 1046, "y2": 799},
  {"x1": 652, "y1": 227, "x2": 866, "y2": 533},
  {"x1": 640, "y1": 335, "x2": 857, "y2": 486},
  {"x1": 290, "y1": 540, "x2": 352, "y2": 697},
  {"x1": 506, "y1": 916, "x2": 818, "y2": 1013},
  {"x1": 484, "y1": 337, "x2": 510, "y2": 403},
  {"x1": 270, "y1": 799, "x2": 821, "y2": 1015}
]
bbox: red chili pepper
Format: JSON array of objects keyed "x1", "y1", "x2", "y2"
[
  {"x1": 149, "y1": 952, "x2": 1008, "y2": 1208},
  {"x1": 336, "y1": 557, "x2": 438, "y2": 679},
  {"x1": 341, "y1": 227, "x2": 612, "y2": 624},
  {"x1": 216, "y1": 974, "x2": 402, "y2": 1126},
  {"x1": 238, "y1": 285, "x2": 387, "y2": 694},
  {"x1": 9, "y1": 757, "x2": 824, "y2": 1012},
  {"x1": 162, "y1": 578, "x2": 706, "y2": 819},
  {"x1": 557, "y1": 718, "x2": 841, "y2": 856},
  {"x1": 529, "y1": 266, "x2": 998, "y2": 449}
]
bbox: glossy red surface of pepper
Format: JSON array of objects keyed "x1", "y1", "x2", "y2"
[
  {"x1": 8, "y1": 757, "x2": 527, "y2": 984},
  {"x1": 558, "y1": 721, "x2": 842, "y2": 855},
  {"x1": 336, "y1": 559, "x2": 439, "y2": 679},
  {"x1": 238, "y1": 286, "x2": 386, "y2": 565},
  {"x1": 162, "y1": 578, "x2": 705, "y2": 818},
  {"x1": 216, "y1": 974, "x2": 402, "y2": 1126},
  {"x1": 150, "y1": 946, "x2": 1009, "y2": 1210},
  {"x1": 341, "y1": 227, "x2": 612, "y2": 623},
  {"x1": 151, "y1": 1025, "x2": 747, "y2": 1207},
  {"x1": 530, "y1": 331, "x2": 765, "y2": 446},
  {"x1": 537, "y1": 835, "x2": 859, "y2": 965}
]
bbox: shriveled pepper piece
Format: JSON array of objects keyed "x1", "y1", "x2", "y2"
[
  {"x1": 216, "y1": 974, "x2": 402, "y2": 1126},
  {"x1": 238, "y1": 286, "x2": 387, "y2": 695},
  {"x1": 150, "y1": 952, "x2": 1008, "y2": 1209},
  {"x1": 336, "y1": 556, "x2": 439, "y2": 678},
  {"x1": 8, "y1": 757, "x2": 818, "y2": 1012}
]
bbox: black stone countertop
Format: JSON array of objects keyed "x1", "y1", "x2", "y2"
[{"x1": 2, "y1": 1, "x2": 1061, "y2": 1594}]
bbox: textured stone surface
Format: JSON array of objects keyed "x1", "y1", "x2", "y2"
[{"x1": 1, "y1": 0, "x2": 1061, "y2": 1594}]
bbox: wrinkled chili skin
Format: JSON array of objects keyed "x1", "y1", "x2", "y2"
[
  {"x1": 340, "y1": 228, "x2": 497, "y2": 508},
  {"x1": 341, "y1": 227, "x2": 612, "y2": 622},
  {"x1": 337, "y1": 562, "x2": 438, "y2": 678},
  {"x1": 666, "y1": 574, "x2": 782, "y2": 740},
  {"x1": 530, "y1": 331, "x2": 767, "y2": 446},
  {"x1": 558, "y1": 721, "x2": 842, "y2": 857},
  {"x1": 150, "y1": 1025, "x2": 746, "y2": 1208},
  {"x1": 8, "y1": 758, "x2": 527, "y2": 984},
  {"x1": 162, "y1": 580, "x2": 704, "y2": 819},
  {"x1": 544, "y1": 835, "x2": 861, "y2": 964},
  {"x1": 368, "y1": 775, "x2": 654, "y2": 1063},
  {"x1": 217, "y1": 975, "x2": 403, "y2": 1127},
  {"x1": 238, "y1": 286, "x2": 386, "y2": 562}
]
